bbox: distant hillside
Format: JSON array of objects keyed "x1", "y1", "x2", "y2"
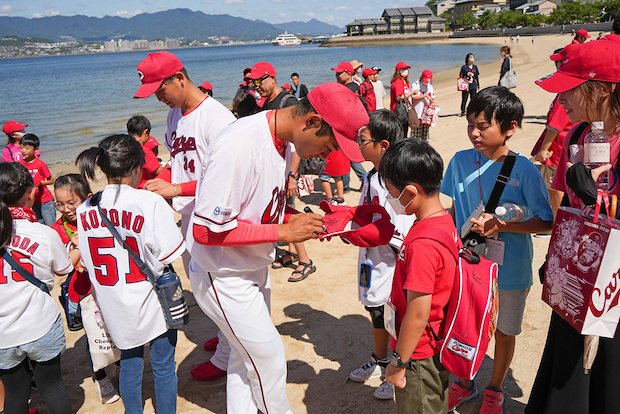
[
  {"x1": 0, "y1": 35, "x2": 55, "y2": 46},
  {"x1": 272, "y1": 19, "x2": 343, "y2": 35},
  {"x1": 0, "y1": 9, "x2": 341, "y2": 42}
]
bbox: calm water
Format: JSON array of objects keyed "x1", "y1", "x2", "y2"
[{"x1": 0, "y1": 42, "x2": 500, "y2": 165}]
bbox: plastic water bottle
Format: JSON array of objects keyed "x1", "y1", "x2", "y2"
[
  {"x1": 584, "y1": 122, "x2": 610, "y2": 191},
  {"x1": 494, "y1": 203, "x2": 532, "y2": 222}
]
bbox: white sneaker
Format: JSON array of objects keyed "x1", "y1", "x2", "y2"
[
  {"x1": 95, "y1": 377, "x2": 120, "y2": 404},
  {"x1": 374, "y1": 380, "x2": 395, "y2": 400},
  {"x1": 349, "y1": 354, "x2": 384, "y2": 382}
]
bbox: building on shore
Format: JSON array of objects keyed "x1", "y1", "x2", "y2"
[
  {"x1": 514, "y1": 0, "x2": 557, "y2": 16},
  {"x1": 102, "y1": 38, "x2": 181, "y2": 52},
  {"x1": 346, "y1": 7, "x2": 446, "y2": 36},
  {"x1": 449, "y1": 0, "x2": 507, "y2": 23},
  {"x1": 475, "y1": 3, "x2": 509, "y2": 18},
  {"x1": 433, "y1": 0, "x2": 456, "y2": 17}
]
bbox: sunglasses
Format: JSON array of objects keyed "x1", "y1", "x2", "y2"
[{"x1": 251, "y1": 75, "x2": 270, "y2": 87}]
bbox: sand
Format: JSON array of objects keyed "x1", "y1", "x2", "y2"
[{"x1": 27, "y1": 33, "x2": 577, "y2": 413}]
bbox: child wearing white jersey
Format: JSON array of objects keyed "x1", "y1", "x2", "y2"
[
  {"x1": 76, "y1": 135, "x2": 186, "y2": 414},
  {"x1": 349, "y1": 110, "x2": 415, "y2": 400},
  {"x1": 0, "y1": 162, "x2": 73, "y2": 413}
]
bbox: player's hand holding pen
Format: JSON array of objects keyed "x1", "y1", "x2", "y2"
[{"x1": 277, "y1": 208, "x2": 324, "y2": 242}]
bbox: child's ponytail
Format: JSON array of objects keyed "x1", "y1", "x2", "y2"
[
  {"x1": 0, "y1": 163, "x2": 34, "y2": 248},
  {"x1": 76, "y1": 134, "x2": 144, "y2": 182}
]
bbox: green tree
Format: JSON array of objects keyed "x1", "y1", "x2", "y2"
[
  {"x1": 458, "y1": 12, "x2": 477, "y2": 29},
  {"x1": 426, "y1": 0, "x2": 439, "y2": 9},
  {"x1": 598, "y1": 0, "x2": 620, "y2": 21},
  {"x1": 478, "y1": 10, "x2": 498, "y2": 29},
  {"x1": 526, "y1": 13, "x2": 546, "y2": 27},
  {"x1": 497, "y1": 10, "x2": 522, "y2": 28}
]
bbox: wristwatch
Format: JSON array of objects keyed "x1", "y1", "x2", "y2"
[
  {"x1": 388, "y1": 349, "x2": 409, "y2": 369},
  {"x1": 288, "y1": 170, "x2": 299, "y2": 179}
]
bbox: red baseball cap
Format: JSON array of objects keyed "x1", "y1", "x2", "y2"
[
  {"x1": 248, "y1": 62, "x2": 276, "y2": 80},
  {"x1": 550, "y1": 43, "x2": 579, "y2": 61},
  {"x1": 576, "y1": 29, "x2": 590, "y2": 38},
  {"x1": 200, "y1": 82, "x2": 213, "y2": 91},
  {"x1": 2, "y1": 121, "x2": 27, "y2": 136},
  {"x1": 134, "y1": 51, "x2": 184, "y2": 98},
  {"x1": 282, "y1": 83, "x2": 291, "y2": 89},
  {"x1": 396, "y1": 62, "x2": 410, "y2": 70},
  {"x1": 362, "y1": 68, "x2": 378, "y2": 78},
  {"x1": 318, "y1": 201, "x2": 395, "y2": 247},
  {"x1": 307, "y1": 82, "x2": 368, "y2": 163},
  {"x1": 332, "y1": 61, "x2": 353, "y2": 74},
  {"x1": 536, "y1": 38, "x2": 620, "y2": 93},
  {"x1": 421, "y1": 69, "x2": 433, "y2": 83}
]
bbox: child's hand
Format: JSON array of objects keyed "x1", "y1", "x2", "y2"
[
  {"x1": 470, "y1": 213, "x2": 506, "y2": 237},
  {"x1": 385, "y1": 365, "x2": 407, "y2": 389},
  {"x1": 70, "y1": 232, "x2": 79, "y2": 248}
]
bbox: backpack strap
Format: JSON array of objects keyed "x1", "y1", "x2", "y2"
[
  {"x1": 485, "y1": 150, "x2": 518, "y2": 213},
  {"x1": 568, "y1": 122, "x2": 589, "y2": 149},
  {"x1": 278, "y1": 93, "x2": 297, "y2": 109},
  {"x1": 1, "y1": 247, "x2": 50, "y2": 294}
]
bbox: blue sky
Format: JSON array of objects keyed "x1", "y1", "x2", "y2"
[{"x1": 1, "y1": 1, "x2": 428, "y2": 26}]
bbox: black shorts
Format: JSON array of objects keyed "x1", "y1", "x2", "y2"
[{"x1": 365, "y1": 305, "x2": 385, "y2": 329}]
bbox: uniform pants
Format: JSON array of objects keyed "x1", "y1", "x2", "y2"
[{"x1": 189, "y1": 263, "x2": 292, "y2": 414}]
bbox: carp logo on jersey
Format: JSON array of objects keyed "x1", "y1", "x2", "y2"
[
  {"x1": 261, "y1": 187, "x2": 287, "y2": 225},
  {"x1": 168, "y1": 131, "x2": 197, "y2": 157}
]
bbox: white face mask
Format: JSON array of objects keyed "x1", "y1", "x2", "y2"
[
  {"x1": 386, "y1": 188, "x2": 412, "y2": 215},
  {"x1": 400, "y1": 69, "x2": 409, "y2": 78},
  {"x1": 469, "y1": 58, "x2": 475, "y2": 64}
]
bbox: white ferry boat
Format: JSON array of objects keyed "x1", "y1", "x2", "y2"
[{"x1": 272, "y1": 32, "x2": 301, "y2": 46}]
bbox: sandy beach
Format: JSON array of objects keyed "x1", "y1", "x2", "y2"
[{"x1": 28, "y1": 33, "x2": 577, "y2": 413}]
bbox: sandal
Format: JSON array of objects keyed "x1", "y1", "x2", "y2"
[
  {"x1": 271, "y1": 248, "x2": 298, "y2": 269},
  {"x1": 288, "y1": 260, "x2": 316, "y2": 282}
]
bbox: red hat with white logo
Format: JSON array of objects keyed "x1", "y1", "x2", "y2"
[
  {"x1": 134, "y1": 51, "x2": 184, "y2": 98},
  {"x1": 318, "y1": 201, "x2": 395, "y2": 247},
  {"x1": 282, "y1": 83, "x2": 291, "y2": 89},
  {"x1": 332, "y1": 61, "x2": 354, "y2": 74},
  {"x1": 549, "y1": 43, "x2": 579, "y2": 61},
  {"x1": 576, "y1": 29, "x2": 590, "y2": 38},
  {"x1": 248, "y1": 62, "x2": 276, "y2": 80},
  {"x1": 200, "y1": 82, "x2": 213, "y2": 91},
  {"x1": 2, "y1": 121, "x2": 27, "y2": 136},
  {"x1": 396, "y1": 62, "x2": 411, "y2": 70},
  {"x1": 536, "y1": 38, "x2": 620, "y2": 93},
  {"x1": 362, "y1": 67, "x2": 378, "y2": 78},
  {"x1": 421, "y1": 69, "x2": 433, "y2": 83},
  {"x1": 307, "y1": 82, "x2": 368, "y2": 163}
]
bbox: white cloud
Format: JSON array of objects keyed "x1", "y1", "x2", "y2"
[
  {"x1": 323, "y1": 15, "x2": 334, "y2": 21},
  {"x1": 306, "y1": 11, "x2": 315, "y2": 18},
  {"x1": 0, "y1": 5, "x2": 25, "y2": 16},
  {"x1": 279, "y1": 12, "x2": 287, "y2": 17},
  {"x1": 224, "y1": 0, "x2": 243, "y2": 4},
  {"x1": 334, "y1": 6, "x2": 350, "y2": 11},
  {"x1": 32, "y1": 8, "x2": 61, "y2": 18},
  {"x1": 112, "y1": 9, "x2": 143, "y2": 17}
]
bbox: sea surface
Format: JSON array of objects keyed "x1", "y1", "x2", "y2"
[{"x1": 0, "y1": 42, "x2": 500, "y2": 165}]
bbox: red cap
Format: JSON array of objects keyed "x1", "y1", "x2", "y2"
[
  {"x1": 362, "y1": 67, "x2": 378, "y2": 78},
  {"x1": 200, "y1": 82, "x2": 213, "y2": 91},
  {"x1": 282, "y1": 83, "x2": 291, "y2": 89},
  {"x1": 318, "y1": 202, "x2": 395, "y2": 247},
  {"x1": 550, "y1": 43, "x2": 579, "y2": 61},
  {"x1": 421, "y1": 69, "x2": 433, "y2": 83},
  {"x1": 576, "y1": 29, "x2": 590, "y2": 38},
  {"x1": 134, "y1": 51, "x2": 184, "y2": 98},
  {"x1": 248, "y1": 62, "x2": 276, "y2": 80},
  {"x1": 2, "y1": 121, "x2": 27, "y2": 136},
  {"x1": 331, "y1": 61, "x2": 353, "y2": 74},
  {"x1": 536, "y1": 38, "x2": 620, "y2": 93},
  {"x1": 396, "y1": 62, "x2": 410, "y2": 70},
  {"x1": 307, "y1": 82, "x2": 368, "y2": 163}
]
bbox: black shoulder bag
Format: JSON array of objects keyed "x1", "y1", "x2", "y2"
[
  {"x1": 1, "y1": 248, "x2": 49, "y2": 293},
  {"x1": 91, "y1": 193, "x2": 189, "y2": 330},
  {"x1": 462, "y1": 150, "x2": 517, "y2": 257}
]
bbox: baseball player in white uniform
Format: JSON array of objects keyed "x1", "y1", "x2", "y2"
[
  {"x1": 134, "y1": 51, "x2": 236, "y2": 381},
  {"x1": 187, "y1": 82, "x2": 369, "y2": 414}
]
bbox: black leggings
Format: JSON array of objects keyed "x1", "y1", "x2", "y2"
[
  {"x1": 0, "y1": 354, "x2": 71, "y2": 414},
  {"x1": 461, "y1": 89, "x2": 477, "y2": 114}
]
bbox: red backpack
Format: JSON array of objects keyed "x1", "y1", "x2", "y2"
[{"x1": 411, "y1": 229, "x2": 499, "y2": 380}]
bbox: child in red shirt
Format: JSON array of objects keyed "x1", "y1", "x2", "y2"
[
  {"x1": 378, "y1": 139, "x2": 457, "y2": 414},
  {"x1": 127, "y1": 115, "x2": 163, "y2": 188},
  {"x1": 18, "y1": 133, "x2": 55, "y2": 226}
]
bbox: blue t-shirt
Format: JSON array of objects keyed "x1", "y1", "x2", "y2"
[{"x1": 441, "y1": 149, "x2": 553, "y2": 290}]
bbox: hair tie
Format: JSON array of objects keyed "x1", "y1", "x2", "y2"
[
  {"x1": 0, "y1": 190, "x2": 5, "y2": 200},
  {"x1": 98, "y1": 147, "x2": 105, "y2": 156}
]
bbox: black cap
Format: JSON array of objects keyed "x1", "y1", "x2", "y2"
[{"x1": 371, "y1": 66, "x2": 381, "y2": 72}]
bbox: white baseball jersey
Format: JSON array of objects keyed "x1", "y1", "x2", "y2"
[
  {"x1": 371, "y1": 79, "x2": 386, "y2": 110},
  {"x1": 0, "y1": 218, "x2": 73, "y2": 348},
  {"x1": 164, "y1": 96, "x2": 236, "y2": 215},
  {"x1": 187, "y1": 111, "x2": 293, "y2": 273},
  {"x1": 358, "y1": 170, "x2": 415, "y2": 307},
  {"x1": 77, "y1": 185, "x2": 186, "y2": 350}
]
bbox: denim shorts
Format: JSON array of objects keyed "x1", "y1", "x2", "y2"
[
  {"x1": 319, "y1": 173, "x2": 346, "y2": 182},
  {"x1": 0, "y1": 316, "x2": 66, "y2": 370}
]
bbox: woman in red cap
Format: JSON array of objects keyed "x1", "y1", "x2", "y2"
[
  {"x1": 390, "y1": 62, "x2": 414, "y2": 139},
  {"x1": 528, "y1": 36, "x2": 620, "y2": 414}
]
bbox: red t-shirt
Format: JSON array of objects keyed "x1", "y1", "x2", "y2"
[
  {"x1": 19, "y1": 157, "x2": 54, "y2": 204},
  {"x1": 323, "y1": 149, "x2": 349, "y2": 177},
  {"x1": 139, "y1": 147, "x2": 161, "y2": 189},
  {"x1": 390, "y1": 78, "x2": 410, "y2": 113},
  {"x1": 390, "y1": 213, "x2": 457, "y2": 360},
  {"x1": 360, "y1": 81, "x2": 377, "y2": 112},
  {"x1": 51, "y1": 216, "x2": 91, "y2": 301},
  {"x1": 531, "y1": 95, "x2": 575, "y2": 167},
  {"x1": 145, "y1": 136, "x2": 160, "y2": 154}
]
